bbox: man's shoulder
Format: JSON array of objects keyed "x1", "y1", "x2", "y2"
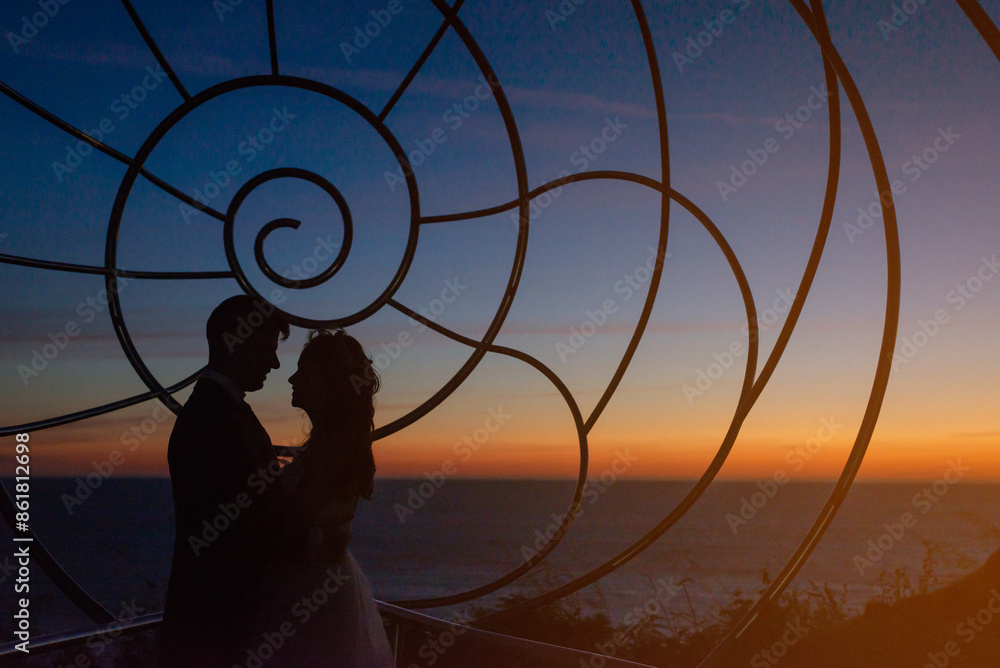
[
  {"x1": 179, "y1": 379, "x2": 241, "y2": 417},
  {"x1": 169, "y1": 380, "x2": 241, "y2": 447}
]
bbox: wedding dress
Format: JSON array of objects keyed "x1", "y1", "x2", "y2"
[{"x1": 259, "y1": 446, "x2": 394, "y2": 667}]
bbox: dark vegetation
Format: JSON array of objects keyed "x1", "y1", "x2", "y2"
[
  {"x1": 466, "y1": 542, "x2": 1000, "y2": 667},
  {"x1": 12, "y1": 543, "x2": 1000, "y2": 667}
]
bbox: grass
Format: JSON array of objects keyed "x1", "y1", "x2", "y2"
[{"x1": 460, "y1": 541, "x2": 1000, "y2": 667}]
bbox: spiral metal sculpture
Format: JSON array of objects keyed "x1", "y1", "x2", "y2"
[{"x1": 2, "y1": 0, "x2": 999, "y2": 663}]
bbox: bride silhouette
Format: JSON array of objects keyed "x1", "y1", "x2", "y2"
[{"x1": 262, "y1": 329, "x2": 394, "y2": 666}]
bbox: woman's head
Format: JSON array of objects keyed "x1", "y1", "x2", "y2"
[
  {"x1": 289, "y1": 329, "x2": 379, "y2": 424},
  {"x1": 289, "y1": 329, "x2": 380, "y2": 498}
]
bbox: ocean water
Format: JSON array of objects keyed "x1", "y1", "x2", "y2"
[{"x1": 4, "y1": 478, "x2": 1000, "y2": 638}]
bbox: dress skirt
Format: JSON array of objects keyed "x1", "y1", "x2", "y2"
[{"x1": 253, "y1": 549, "x2": 395, "y2": 667}]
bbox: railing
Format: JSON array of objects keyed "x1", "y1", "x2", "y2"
[{"x1": 0, "y1": 603, "x2": 656, "y2": 667}]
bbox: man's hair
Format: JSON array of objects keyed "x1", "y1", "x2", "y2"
[{"x1": 206, "y1": 295, "x2": 290, "y2": 358}]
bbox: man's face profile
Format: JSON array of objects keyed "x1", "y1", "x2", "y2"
[{"x1": 229, "y1": 329, "x2": 281, "y2": 392}]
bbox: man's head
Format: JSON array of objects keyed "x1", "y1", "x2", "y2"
[{"x1": 206, "y1": 295, "x2": 290, "y2": 392}]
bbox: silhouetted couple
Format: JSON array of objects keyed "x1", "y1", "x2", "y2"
[{"x1": 158, "y1": 295, "x2": 393, "y2": 667}]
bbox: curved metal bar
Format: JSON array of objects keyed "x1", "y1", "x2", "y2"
[
  {"x1": 446, "y1": 0, "x2": 672, "y2": 451},
  {"x1": 119, "y1": 0, "x2": 191, "y2": 101},
  {"x1": 0, "y1": 605, "x2": 657, "y2": 667},
  {"x1": 390, "y1": 168, "x2": 757, "y2": 616},
  {"x1": 694, "y1": 1, "x2": 901, "y2": 663},
  {"x1": 0, "y1": 79, "x2": 227, "y2": 223},
  {"x1": 0, "y1": 253, "x2": 233, "y2": 279},
  {"x1": 378, "y1": 0, "x2": 468, "y2": 122},
  {"x1": 138, "y1": 170, "x2": 229, "y2": 223},
  {"x1": 106, "y1": 75, "x2": 422, "y2": 329},
  {"x1": 0, "y1": 484, "x2": 116, "y2": 624},
  {"x1": 267, "y1": 0, "x2": 279, "y2": 76},
  {"x1": 395, "y1": 0, "x2": 814, "y2": 622},
  {"x1": 955, "y1": 0, "x2": 1000, "y2": 63},
  {"x1": 254, "y1": 219, "x2": 302, "y2": 282},
  {"x1": 0, "y1": 371, "x2": 201, "y2": 626},
  {"x1": 384, "y1": 298, "x2": 589, "y2": 609},
  {"x1": 371, "y1": 0, "x2": 532, "y2": 441},
  {"x1": 0, "y1": 370, "x2": 201, "y2": 437},
  {"x1": 0, "y1": 78, "x2": 134, "y2": 165},
  {"x1": 218, "y1": 90, "x2": 417, "y2": 325},
  {"x1": 419, "y1": 169, "x2": 662, "y2": 225},
  {"x1": 0, "y1": 375, "x2": 200, "y2": 630},
  {"x1": 0, "y1": 0, "x2": 914, "y2": 652},
  {"x1": 377, "y1": 601, "x2": 657, "y2": 667},
  {"x1": 474, "y1": 180, "x2": 762, "y2": 625},
  {"x1": 98, "y1": 74, "x2": 423, "y2": 425},
  {"x1": 0, "y1": 613, "x2": 162, "y2": 658},
  {"x1": 477, "y1": 3, "x2": 849, "y2": 627},
  {"x1": 237, "y1": 170, "x2": 352, "y2": 289},
  {"x1": 99, "y1": 11, "x2": 530, "y2": 507}
]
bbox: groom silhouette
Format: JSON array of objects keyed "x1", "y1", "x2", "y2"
[{"x1": 159, "y1": 295, "x2": 302, "y2": 666}]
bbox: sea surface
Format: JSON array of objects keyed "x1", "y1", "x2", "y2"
[{"x1": 3, "y1": 478, "x2": 1000, "y2": 639}]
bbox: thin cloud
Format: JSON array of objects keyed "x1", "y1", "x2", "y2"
[
  {"x1": 670, "y1": 111, "x2": 782, "y2": 127},
  {"x1": 500, "y1": 320, "x2": 744, "y2": 336},
  {"x1": 29, "y1": 40, "x2": 656, "y2": 120}
]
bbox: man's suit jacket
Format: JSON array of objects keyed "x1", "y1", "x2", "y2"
[{"x1": 159, "y1": 377, "x2": 300, "y2": 665}]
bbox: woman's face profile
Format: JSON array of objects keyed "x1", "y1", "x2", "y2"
[{"x1": 289, "y1": 350, "x2": 328, "y2": 418}]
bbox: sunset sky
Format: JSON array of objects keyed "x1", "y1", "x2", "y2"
[{"x1": 2, "y1": 0, "x2": 1000, "y2": 481}]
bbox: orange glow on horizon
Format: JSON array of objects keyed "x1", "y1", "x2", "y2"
[{"x1": 6, "y1": 432, "x2": 997, "y2": 482}]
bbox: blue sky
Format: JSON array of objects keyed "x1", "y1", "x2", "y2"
[{"x1": 2, "y1": 0, "x2": 1000, "y2": 480}]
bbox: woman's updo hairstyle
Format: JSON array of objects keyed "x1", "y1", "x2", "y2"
[{"x1": 301, "y1": 328, "x2": 380, "y2": 423}]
